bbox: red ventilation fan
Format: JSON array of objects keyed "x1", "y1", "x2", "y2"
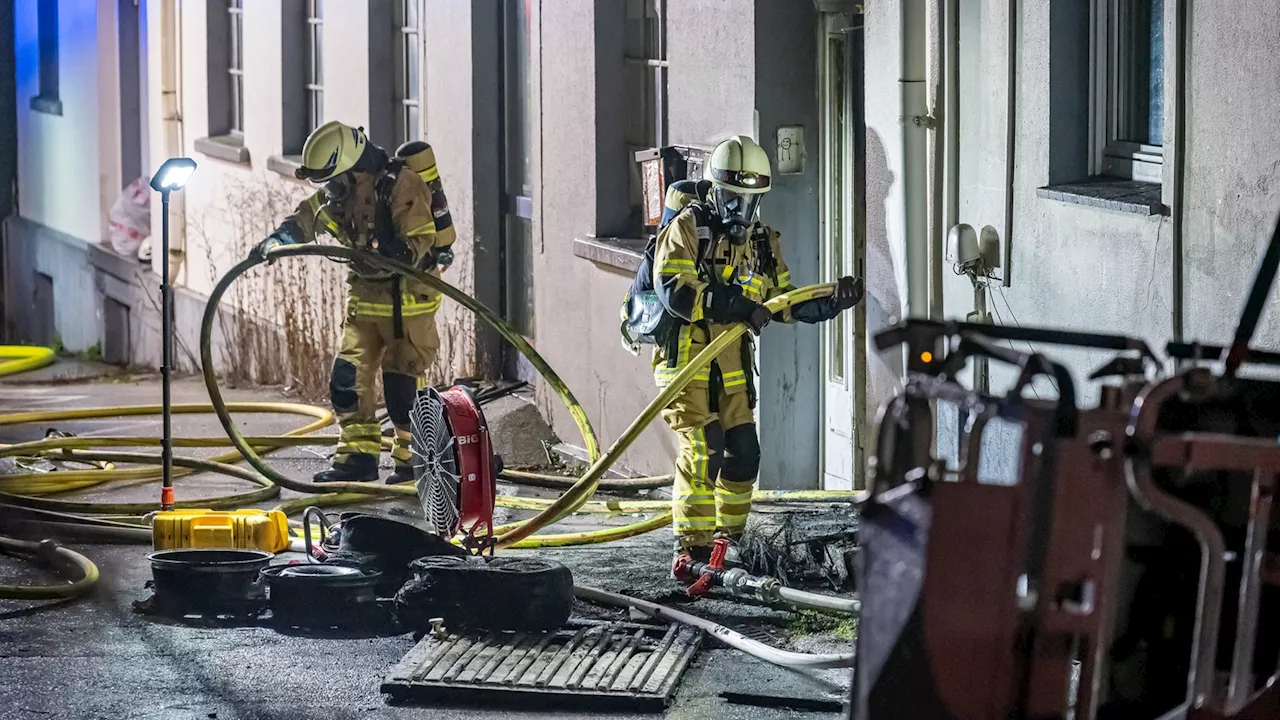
[{"x1": 409, "y1": 386, "x2": 498, "y2": 555}]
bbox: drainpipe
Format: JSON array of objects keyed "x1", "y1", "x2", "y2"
[
  {"x1": 901, "y1": 0, "x2": 930, "y2": 320},
  {"x1": 1170, "y1": 0, "x2": 1188, "y2": 342},
  {"x1": 1000, "y1": 0, "x2": 1018, "y2": 287},
  {"x1": 928, "y1": 0, "x2": 946, "y2": 320},
  {"x1": 158, "y1": 0, "x2": 186, "y2": 283},
  {"x1": 944, "y1": 0, "x2": 959, "y2": 240}
]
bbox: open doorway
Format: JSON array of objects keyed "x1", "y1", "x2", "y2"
[{"x1": 819, "y1": 11, "x2": 867, "y2": 490}]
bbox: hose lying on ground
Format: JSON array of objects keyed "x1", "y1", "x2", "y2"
[
  {"x1": 574, "y1": 585, "x2": 856, "y2": 669},
  {"x1": 777, "y1": 586, "x2": 861, "y2": 615},
  {"x1": 0, "y1": 409, "x2": 855, "y2": 535},
  {"x1": 500, "y1": 468, "x2": 673, "y2": 491},
  {"x1": 0, "y1": 402, "x2": 333, "y2": 500},
  {"x1": 0, "y1": 346, "x2": 56, "y2": 378},
  {"x1": 0, "y1": 534, "x2": 100, "y2": 600}
]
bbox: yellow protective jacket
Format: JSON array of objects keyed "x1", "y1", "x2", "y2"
[
  {"x1": 651, "y1": 206, "x2": 798, "y2": 395},
  {"x1": 284, "y1": 166, "x2": 445, "y2": 318}
]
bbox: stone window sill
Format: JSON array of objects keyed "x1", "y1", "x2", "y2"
[
  {"x1": 267, "y1": 154, "x2": 306, "y2": 181},
  {"x1": 194, "y1": 134, "x2": 251, "y2": 166},
  {"x1": 572, "y1": 236, "x2": 647, "y2": 274},
  {"x1": 88, "y1": 240, "x2": 147, "y2": 281},
  {"x1": 1037, "y1": 178, "x2": 1165, "y2": 216},
  {"x1": 30, "y1": 95, "x2": 62, "y2": 116}
]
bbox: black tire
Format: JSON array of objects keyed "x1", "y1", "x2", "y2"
[
  {"x1": 395, "y1": 555, "x2": 574, "y2": 632},
  {"x1": 327, "y1": 513, "x2": 466, "y2": 596}
]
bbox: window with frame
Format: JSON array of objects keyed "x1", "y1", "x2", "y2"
[
  {"x1": 624, "y1": 0, "x2": 668, "y2": 231},
  {"x1": 396, "y1": 0, "x2": 423, "y2": 145},
  {"x1": 276, "y1": 0, "x2": 319, "y2": 162},
  {"x1": 32, "y1": 0, "x2": 61, "y2": 115},
  {"x1": 307, "y1": 0, "x2": 323, "y2": 132},
  {"x1": 1092, "y1": 0, "x2": 1164, "y2": 183},
  {"x1": 228, "y1": 0, "x2": 245, "y2": 136},
  {"x1": 196, "y1": 0, "x2": 249, "y2": 162}
]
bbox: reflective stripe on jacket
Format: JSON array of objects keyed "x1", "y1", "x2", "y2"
[{"x1": 349, "y1": 292, "x2": 443, "y2": 318}]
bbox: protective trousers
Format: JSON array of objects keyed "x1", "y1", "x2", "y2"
[
  {"x1": 330, "y1": 303, "x2": 439, "y2": 470},
  {"x1": 661, "y1": 381, "x2": 760, "y2": 549}
]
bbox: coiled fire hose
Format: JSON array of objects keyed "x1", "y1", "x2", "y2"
[
  {"x1": 0, "y1": 535, "x2": 100, "y2": 600},
  {"x1": 0, "y1": 345, "x2": 56, "y2": 378}
]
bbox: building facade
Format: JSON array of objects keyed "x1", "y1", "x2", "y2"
[{"x1": 7, "y1": 1, "x2": 1280, "y2": 491}]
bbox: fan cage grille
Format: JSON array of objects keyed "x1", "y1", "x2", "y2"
[{"x1": 410, "y1": 389, "x2": 462, "y2": 536}]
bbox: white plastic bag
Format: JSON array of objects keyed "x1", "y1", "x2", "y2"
[{"x1": 108, "y1": 176, "x2": 152, "y2": 258}]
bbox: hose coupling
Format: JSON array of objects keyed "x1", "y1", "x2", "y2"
[{"x1": 720, "y1": 567, "x2": 783, "y2": 604}]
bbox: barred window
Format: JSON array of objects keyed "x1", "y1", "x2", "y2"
[
  {"x1": 307, "y1": 0, "x2": 323, "y2": 131},
  {"x1": 228, "y1": 0, "x2": 244, "y2": 135},
  {"x1": 31, "y1": 0, "x2": 61, "y2": 115},
  {"x1": 396, "y1": 0, "x2": 423, "y2": 144}
]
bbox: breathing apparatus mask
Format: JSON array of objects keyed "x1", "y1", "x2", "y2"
[
  {"x1": 713, "y1": 187, "x2": 761, "y2": 246},
  {"x1": 322, "y1": 172, "x2": 355, "y2": 215},
  {"x1": 318, "y1": 141, "x2": 391, "y2": 215}
]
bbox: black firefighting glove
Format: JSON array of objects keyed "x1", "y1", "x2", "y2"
[
  {"x1": 434, "y1": 246, "x2": 455, "y2": 271},
  {"x1": 705, "y1": 284, "x2": 771, "y2": 335},
  {"x1": 833, "y1": 275, "x2": 865, "y2": 311},
  {"x1": 788, "y1": 275, "x2": 866, "y2": 324},
  {"x1": 251, "y1": 220, "x2": 303, "y2": 263},
  {"x1": 372, "y1": 235, "x2": 413, "y2": 265}
]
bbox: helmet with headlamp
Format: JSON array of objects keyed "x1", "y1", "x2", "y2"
[{"x1": 704, "y1": 135, "x2": 772, "y2": 245}]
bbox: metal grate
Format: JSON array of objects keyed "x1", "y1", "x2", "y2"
[{"x1": 382, "y1": 620, "x2": 701, "y2": 711}]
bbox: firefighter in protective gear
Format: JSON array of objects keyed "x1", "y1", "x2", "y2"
[
  {"x1": 252, "y1": 122, "x2": 457, "y2": 484},
  {"x1": 653, "y1": 135, "x2": 864, "y2": 578}
]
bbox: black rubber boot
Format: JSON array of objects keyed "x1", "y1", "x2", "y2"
[
  {"x1": 313, "y1": 454, "x2": 379, "y2": 483},
  {"x1": 385, "y1": 464, "x2": 415, "y2": 485}
]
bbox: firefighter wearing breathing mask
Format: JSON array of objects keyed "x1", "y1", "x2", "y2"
[
  {"x1": 252, "y1": 121, "x2": 457, "y2": 484},
  {"x1": 653, "y1": 135, "x2": 864, "y2": 587}
]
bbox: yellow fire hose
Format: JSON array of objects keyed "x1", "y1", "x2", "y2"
[
  {"x1": 0, "y1": 535, "x2": 99, "y2": 600},
  {"x1": 0, "y1": 426, "x2": 847, "y2": 518},
  {"x1": 0, "y1": 345, "x2": 56, "y2": 378},
  {"x1": 0, "y1": 402, "x2": 333, "y2": 498},
  {"x1": 0, "y1": 244, "x2": 857, "y2": 597},
  {"x1": 0, "y1": 420, "x2": 851, "y2": 516}
]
